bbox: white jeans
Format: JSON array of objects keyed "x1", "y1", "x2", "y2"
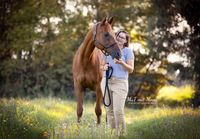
[{"x1": 101, "y1": 77, "x2": 128, "y2": 136}]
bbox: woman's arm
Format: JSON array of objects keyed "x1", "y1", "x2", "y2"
[{"x1": 114, "y1": 58, "x2": 134, "y2": 73}]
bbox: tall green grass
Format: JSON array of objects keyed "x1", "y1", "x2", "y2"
[
  {"x1": 0, "y1": 98, "x2": 200, "y2": 139},
  {"x1": 126, "y1": 107, "x2": 200, "y2": 139}
]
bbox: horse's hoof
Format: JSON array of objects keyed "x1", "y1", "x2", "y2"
[{"x1": 77, "y1": 118, "x2": 81, "y2": 123}]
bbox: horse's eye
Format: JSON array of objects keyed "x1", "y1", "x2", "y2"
[{"x1": 104, "y1": 33, "x2": 109, "y2": 37}]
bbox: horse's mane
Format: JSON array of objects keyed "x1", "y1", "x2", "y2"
[{"x1": 81, "y1": 22, "x2": 100, "y2": 50}]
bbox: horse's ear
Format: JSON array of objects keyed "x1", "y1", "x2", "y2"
[
  {"x1": 100, "y1": 17, "x2": 107, "y2": 26},
  {"x1": 108, "y1": 17, "x2": 114, "y2": 25}
]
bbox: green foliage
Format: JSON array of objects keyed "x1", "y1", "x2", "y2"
[
  {"x1": 129, "y1": 71, "x2": 168, "y2": 99},
  {"x1": 0, "y1": 0, "x2": 155, "y2": 98},
  {"x1": 156, "y1": 85, "x2": 195, "y2": 107},
  {"x1": 150, "y1": 0, "x2": 200, "y2": 92},
  {"x1": 0, "y1": 0, "x2": 77, "y2": 97},
  {"x1": 1, "y1": 0, "x2": 198, "y2": 99}
]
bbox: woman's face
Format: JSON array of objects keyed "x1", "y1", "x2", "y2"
[{"x1": 116, "y1": 32, "x2": 127, "y2": 47}]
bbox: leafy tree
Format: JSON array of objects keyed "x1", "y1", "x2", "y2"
[
  {"x1": 150, "y1": 0, "x2": 200, "y2": 94},
  {"x1": 2, "y1": 0, "x2": 196, "y2": 100}
]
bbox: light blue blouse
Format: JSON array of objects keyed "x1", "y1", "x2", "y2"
[{"x1": 103, "y1": 47, "x2": 134, "y2": 79}]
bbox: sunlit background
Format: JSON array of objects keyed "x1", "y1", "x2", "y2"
[{"x1": 0, "y1": 0, "x2": 200, "y2": 138}]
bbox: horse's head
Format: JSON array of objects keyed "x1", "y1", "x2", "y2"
[{"x1": 93, "y1": 17, "x2": 121, "y2": 60}]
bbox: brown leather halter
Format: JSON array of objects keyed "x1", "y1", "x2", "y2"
[{"x1": 92, "y1": 23, "x2": 117, "y2": 56}]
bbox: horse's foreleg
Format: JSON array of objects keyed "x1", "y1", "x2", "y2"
[
  {"x1": 75, "y1": 83, "x2": 84, "y2": 123},
  {"x1": 95, "y1": 86, "x2": 102, "y2": 124}
]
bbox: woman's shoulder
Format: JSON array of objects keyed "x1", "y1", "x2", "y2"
[
  {"x1": 124, "y1": 47, "x2": 132, "y2": 51},
  {"x1": 123, "y1": 47, "x2": 134, "y2": 60},
  {"x1": 123, "y1": 47, "x2": 133, "y2": 54}
]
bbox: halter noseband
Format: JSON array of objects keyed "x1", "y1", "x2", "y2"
[{"x1": 93, "y1": 23, "x2": 117, "y2": 56}]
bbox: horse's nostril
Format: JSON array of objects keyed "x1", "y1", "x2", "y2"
[{"x1": 117, "y1": 52, "x2": 121, "y2": 58}]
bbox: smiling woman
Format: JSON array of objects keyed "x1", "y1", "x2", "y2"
[{"x1": 100, "y1": 30, "x2": 134, "y2": 136}]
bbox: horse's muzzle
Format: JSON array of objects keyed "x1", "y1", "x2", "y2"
[{"x1": 111, "y1": 49, "x2": 121, "y2": 60}]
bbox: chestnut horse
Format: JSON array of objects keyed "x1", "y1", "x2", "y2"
[{"x1": 73, "y1": 17, "x2": 121, "y2": 124}]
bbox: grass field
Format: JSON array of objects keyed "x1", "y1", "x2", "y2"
[{"x1": 0, "y1": 97, "x2": 200, "y2": 139}]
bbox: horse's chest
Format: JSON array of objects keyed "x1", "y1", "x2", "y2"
[
  {"x1": 82, "y1": 68, "x2": 99, "y2": 81},
  {"x1": 79, "y1": 68, "x2": 101, "y2": 89}
]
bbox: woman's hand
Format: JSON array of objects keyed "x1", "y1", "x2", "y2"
[
  {"x1": 114, "y1": 58, "x2": 134, "y2": 73},
  {"x1": 101, "y1": 63, "x2": 109, "y2": 71},
  {"x1": 114, "y1": 58, "x2": 123, "y2": 64}
]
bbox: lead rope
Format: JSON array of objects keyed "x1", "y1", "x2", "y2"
[{"x1": 103, "y1": 64, "x2": 113, "y2": 107}]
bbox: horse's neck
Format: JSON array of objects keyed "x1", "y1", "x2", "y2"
[{"x1": 80, "y1": 29, "x2": 96, "y2": 64}]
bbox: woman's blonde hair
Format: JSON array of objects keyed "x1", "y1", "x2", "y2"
[{"x1": 116, "y1": 30, "x2": 130, "y2": 47}]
